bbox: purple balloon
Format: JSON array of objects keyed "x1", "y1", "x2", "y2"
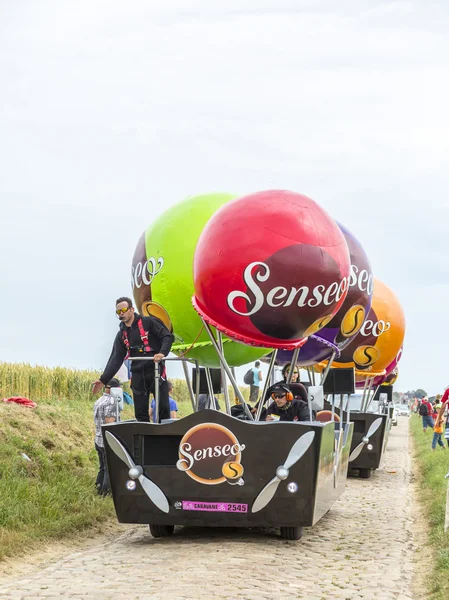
[{"x1": 267, "y1": 223, "x2": 373, "y2": 367}]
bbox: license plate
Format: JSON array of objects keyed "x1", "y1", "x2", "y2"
[{"x1": 181, "y1": 501, "x2": 248, "y2": 513}]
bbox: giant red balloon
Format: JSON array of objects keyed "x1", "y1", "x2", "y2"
[{"x1": 192, "y1": 190, "x2": 351, "y2": 349}]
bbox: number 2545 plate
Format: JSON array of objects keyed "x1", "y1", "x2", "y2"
[{"x1": 178, "y1": 501, "x2": 248, "y2": 513}]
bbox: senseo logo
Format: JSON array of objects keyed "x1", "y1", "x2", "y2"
[
  {"x1": 348, "y1": 264, "x2": 374, "y2": 296},
  {"x1": 131, "y1": 257, "x2": 164, "y2": 290},
  {"x1": 176, "y1": 423, "x2": 245, "y2": 486},
  {"x1": 227, "y1": 262, "x2": 349, "y2": 317},
  {"x1": 359, "y1": 318, "x2": 391, "y2": 338}
]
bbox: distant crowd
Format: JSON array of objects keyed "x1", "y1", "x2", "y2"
[{"x1": 415, "y1": 390, "x2": 449, "y2": 450}]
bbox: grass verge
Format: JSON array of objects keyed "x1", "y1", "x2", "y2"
[
  {"x1": 0, "y1": 391, "x2": 194, "y2": 560},
  {"x1": 0, "y1": 361, "x2": 250, "y2": 560},
  {"x1": 410, "y1": 414, "x2": 449, "y2": 600}
]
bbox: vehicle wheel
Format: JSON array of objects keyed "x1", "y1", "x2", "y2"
[
  {"x1": 280, "y1": 526, "x2": 303, "y2": 540},
  {"x1": 393, "y1": 421, "x2": 398, "y2": 426},
  {"x1": 359, "y1": 468, "x2": 371, "y2": 479},
  {"x1": 149, "y1": 524, "x2": 175, "y2": 538}
]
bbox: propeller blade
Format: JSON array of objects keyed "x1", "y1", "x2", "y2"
[
  {"x1": 105, "y1": 432, "x2": 170, "y2": 513},
  {"x1": 252, "y1": 432, "x2": 316, "y2": 513},
  {"x1": 366, "y1": 417, "x2": 383, "y2": 439},
  {"x1": 284, "y1": 431, "x2": 316, "y2": 470},
  {"x1": 349, "y1": 441, "x2": 365, "y2": 462},
  {"x1": 251, "y1": 476, "x2": 281, "y2": 513},
  {"x1": 105, "y1": 431, "x2": 135, "y2": 469},
  {"x1": 138, "y1": 476, "x2": 170, "y2": 514}
]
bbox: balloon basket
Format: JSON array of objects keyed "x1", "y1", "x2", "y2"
[
  {"x1": 102, "y1": 409, "x2": 353, "y2": 537},
  {"x1": 347, "y1": 413, "x2": 388, "y2": 476}
]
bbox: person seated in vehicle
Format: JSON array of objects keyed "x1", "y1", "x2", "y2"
[
  {"x1": 264, "y1": 383, "x2": 310, "y2": 422},
  {"x1": 231, "y1": 396, "x2": 254, "y2": 419},
  {"x1": 252, "y1": 365, "x2": 310, "y2": 418}
]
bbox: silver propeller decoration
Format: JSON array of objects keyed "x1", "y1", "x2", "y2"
[
  {"x1": 348, "y1": 417, "x2": 383, "y2": 462},
  {"x1": 105, "y1": 431, "x2": 169, "y2": 513},
  {"x1": 251, "y1": 431, "x2": 315, "y2": 513}
]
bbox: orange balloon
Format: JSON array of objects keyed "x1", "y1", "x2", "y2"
[{"x1": 318, "y1": 278, "x2": 405, "y2": 379}]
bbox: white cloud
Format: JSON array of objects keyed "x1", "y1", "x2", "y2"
[{"x1": 0, "y1": 0, "x2": 448, "y2": 393}]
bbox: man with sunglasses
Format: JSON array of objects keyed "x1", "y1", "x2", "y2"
[
  {"x1": 251, "y1": 364, "x2": 309, "y2": 419},
  {"x1": 92, "y1": 297, "x2": 174, "y2": 422},
  {"x1": 264, "y1": 383, "x2": 310, "y2": 422}
]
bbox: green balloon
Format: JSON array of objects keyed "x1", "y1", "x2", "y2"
[{"x1": 131, "y1": 193, "x2": 270, "y2": 367}]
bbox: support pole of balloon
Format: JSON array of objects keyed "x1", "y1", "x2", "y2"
[
  {"x1": 306, "y1": 367, "x2": 313, "y2": 385},
  {"x1": 360, "y1": 377, "x2": 369, "y2": 413},
  {"x1": 182, "y1": 361, "x2": 197, "y2": 412},
  {"x1": 204, "y1": 368, "x2": 218, "y2": 411},
  {"x1": 331, "y1": 395, "x2": 336, "y2": 422},
  {"x1": 217, "y1": 331, "x2": 231, "y2": 416},
  {"x1": 320, "y1": 350, "x2": 337, "y2": 386},
  {"x1": 366, "y1": 384, "x2": 379, "y2": 413},
  {"x1": 286, "y1": 347, "x2": 301, "y2": 385},
  {"x1": 194, "y1": 360, "x2": 201, "y2": 411},
  {"x1": 345, "y1": 394, "x2": 351, "y2": 426},
  {"x1": 255, "y1": 349, "x2": 278, "y2": 422},
  {"x1": 343, "y1": 394, "x2": 350, "y2": 445},
  {"x1": 201, "y1": 319, "x2": 254, "y2": 421},
  {"x1": 154, "y1": 360, "x2": 160, "y2": 423},
  {"x1": 365, "y1": 377, "x2": 375, "y2": 412},
  {"x1": 361, "y1": 377, "x2": 374, "y2": 413}
]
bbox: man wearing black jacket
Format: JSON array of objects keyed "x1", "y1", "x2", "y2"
[
  {"x1": 264, "y1": 383, "x2": 310, "y2": 422},
  {"x1": 252, "y1": 378, "x2": 310, "y2": 420},
  {"x1": 92, "y1": 297, "x2": 174, "y2": 422}
]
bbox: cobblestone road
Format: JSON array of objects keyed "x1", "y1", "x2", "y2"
[{"x1": 0, "y1": 418, "x2": 419, "y2": 599}]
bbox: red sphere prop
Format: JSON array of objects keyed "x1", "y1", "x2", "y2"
[{"x1": 192, "y1": 190, "x2": 351, "y2": 349}]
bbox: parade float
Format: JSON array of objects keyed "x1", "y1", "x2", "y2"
[
  {"x1": 317, "y1": 279, "x2": 406, "y2": 478},
  {"x1": 103, "y1": 190, "x2": 358, "y2": 540}
]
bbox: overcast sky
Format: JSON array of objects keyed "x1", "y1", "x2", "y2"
[{"x1": 1, "y1": 0, "x2": 448, "y2": 395}]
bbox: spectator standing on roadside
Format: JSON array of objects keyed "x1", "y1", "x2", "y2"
[
  {"x1": 432, "y1": 414, "x2": 446, "y2": 450},
  {"x1": 419, "y1": 396, "x2": 434, "y2": 433},
  {"x1": 249, "y1": 361, "x2": 262, "y2": 404},
  {"x1": 94, "y1": 378, "x2": 123, "y2": 496}
]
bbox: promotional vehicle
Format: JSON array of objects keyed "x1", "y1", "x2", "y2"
[
  {"x1": 102, "y1": 188, "x2": 405, "y2": 538},
  {"x1": 324, "y1": 394, "x2": 387, "y2": 480},
  {"x1": 103, "y1": 402, "x2": 353, "y2": 541}
]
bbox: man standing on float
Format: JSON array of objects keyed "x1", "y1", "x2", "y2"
[{"x1": 92, "y1": 297, "x2": 174, "y2": 422}]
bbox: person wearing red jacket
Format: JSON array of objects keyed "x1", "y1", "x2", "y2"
[{"x1": 436, "y1": 387, "x2": 449, "y2": 426}]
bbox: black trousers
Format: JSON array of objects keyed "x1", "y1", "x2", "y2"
[
  {"x1": 131, "y1": 367, "x2": 170, "y2": 422},
  {"x1": 249, "y1": 384, "x2": 260, "y2": 403},
  {"x1": 95, "y1": 443, "x2": 110, "y2": 495}
]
